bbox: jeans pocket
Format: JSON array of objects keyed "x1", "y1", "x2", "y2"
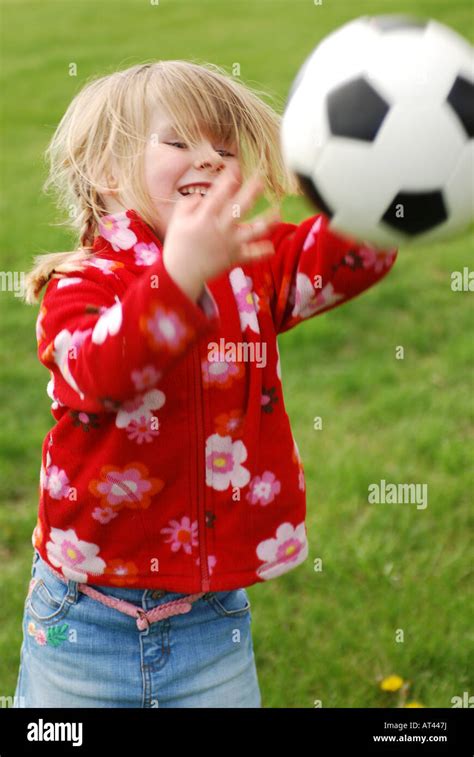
[
  {"x1": 207, "y1": 589, "x2": 251, "y2": 619},
  {"x1": 26, "y1": 560, "x2": 78, "y2": 625}
]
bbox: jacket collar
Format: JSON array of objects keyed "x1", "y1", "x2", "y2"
[{"x1": 91, "y1": 209, "x2": 163, "y2": 273}]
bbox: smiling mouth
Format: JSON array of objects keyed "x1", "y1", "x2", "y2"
[{"x1": 178, "y1": 183, "x2": 211, "y2": 197}]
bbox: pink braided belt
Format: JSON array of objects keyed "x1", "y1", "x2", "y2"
[{"x1": 31, "y1": 565, "x2": 206, "y2": 631}]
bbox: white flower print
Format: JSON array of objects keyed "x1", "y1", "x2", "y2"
[
  {"x1": 85, "y1": 257, "x2": 121, "y2": 275},
  {"x1": 256, "y1": 522, "x2": 308, "y2": 580},
  {"x1": 196, "y1": 554, "x2": 217, "y2": 576},
  {"x1": 46, "y1": 373, "x2": 64, "y2": 409},
  {"x1": 92, "y1": 298, "x2": 123, "y2": 345},
  {"x1": 275, "y1": 340, "x2": 282, "y2": 381},
  {"x1": 134, "y1": 241, "x2": 159, "y2": 266},
  {"x1": 115, "y1": 388, "x2": 166, "y2": 429},
  {"x1": 292, "y1": 274, "x2": 344, "y2": 319},
  {"x1": 57, "y1": 277, "x2": 83, "y2": 289},
  {"x1": 205, "y1": 433, "x2": 251, "y2": 491},
  {"x1": 46, "y1": 527, "x2": 106, "y2": 582},
  {"x1": 39, "y1": 450, "x2": 52, "y2": 491},
  {"x1": 53, "y1": 328, "x2": 91, "y2": 400}
]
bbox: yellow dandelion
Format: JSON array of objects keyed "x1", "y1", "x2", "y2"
[
  {"x1": 380, "y1": 674, "x2": 404, "y2": 692},
  {"x1": 405, "y1": 702, "x2": 424, "y2": 708}
]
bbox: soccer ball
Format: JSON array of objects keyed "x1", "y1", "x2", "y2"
[{"x1": 281, "y1": 15, "x2": 474, "y2": 248}]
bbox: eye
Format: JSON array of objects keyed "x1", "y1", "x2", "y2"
[
  {"x1": 165, "y1": 141, "x2": 188, "y2": 149},
  {"x1": 216, "y1": 149, "x2": 236, "y2": 157}
]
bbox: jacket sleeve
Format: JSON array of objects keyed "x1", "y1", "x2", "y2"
[
  {"x1": 265, "y1": 213, "x2": 398, "y2": 334},
  {"x1": 36, "y1": 257, "x2": 220, "y2": 413}
]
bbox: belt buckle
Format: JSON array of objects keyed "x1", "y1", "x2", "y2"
[{"x1": 136, "y1": 608, "x2": 150, "y2": 631}]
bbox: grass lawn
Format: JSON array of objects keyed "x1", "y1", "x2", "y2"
[{"x1": 0, "y1": 0, "x2": 472, "y2": 707}]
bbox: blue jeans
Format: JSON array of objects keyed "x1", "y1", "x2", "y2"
[{"x1": 13, "y1": 550, "x2": 261, "y2": 707}]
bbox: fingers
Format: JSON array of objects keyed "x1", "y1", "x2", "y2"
[
  {"x1": 236, "y1": 208, "x2": 281, "y2": 245},
  {"x1": 205, "y1": 172, "x2": 265, "y2": 223},
  {"x1": 238, "y1": 239, "x2": 275, "y2": 263},
  {"x1": 203, "y1": 171, "x2": 243, "y2": 216},
  {"x1": 228, "y1": 174, "x2": 265, "y2": 223}
]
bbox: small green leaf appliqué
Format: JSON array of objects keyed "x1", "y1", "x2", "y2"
[{"x1": 46, "y1": 623, "x2": 69, "y2": 647}]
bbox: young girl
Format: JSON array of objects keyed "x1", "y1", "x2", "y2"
[{"x1": 15, "y1": 60, "x2": 397, "y2": 708}]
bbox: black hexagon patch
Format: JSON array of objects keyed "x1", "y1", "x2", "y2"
[{"x1": 327, "y1": 77, "x2": 390, "y2": 142}]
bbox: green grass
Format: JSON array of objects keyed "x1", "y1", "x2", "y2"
[{"x1": 0, "y1": 0, "x2": 473, "y2": 708}]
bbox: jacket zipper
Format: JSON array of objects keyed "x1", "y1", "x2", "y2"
[{"x1": 193, "y1": 344, "x2": 210, "y2": 592}]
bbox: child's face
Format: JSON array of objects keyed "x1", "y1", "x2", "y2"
[{"x1": 105, "y1": 109, "x2": 242, "y2": 241}]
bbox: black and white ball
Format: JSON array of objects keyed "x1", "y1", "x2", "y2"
[{"x1": 281, "y1": 15, "x2": 474, "y2": 248}]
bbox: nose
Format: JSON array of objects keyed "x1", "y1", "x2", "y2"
[{"x1": 193, "y1": 142, "x2": 224, "y2": 173}]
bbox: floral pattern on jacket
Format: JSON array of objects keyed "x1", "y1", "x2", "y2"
[{"x1": 33, "y1": 209, "x2": 397, "y2": 592}]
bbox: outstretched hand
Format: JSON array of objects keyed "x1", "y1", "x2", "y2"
[{"x1": 162, "y1": 172, "x2": 281, "y2": 300}]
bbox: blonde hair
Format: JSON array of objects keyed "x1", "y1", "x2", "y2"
[{"x1": 23, "y1": 59, "x2": 301, "y2": 304}]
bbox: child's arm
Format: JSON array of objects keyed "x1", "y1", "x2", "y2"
[
  {"x1": 37, "y1": 257, "x2": 219, "y2": 412},
  {"x1": 265, "y1": 213, "x2": 398, "y2": 334}
]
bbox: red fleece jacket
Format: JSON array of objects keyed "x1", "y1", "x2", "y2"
[{"x1": 33, "y1": 208, "x2": 397, "y2": 591}]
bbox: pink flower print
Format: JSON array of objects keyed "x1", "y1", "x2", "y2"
[
  {"x1": 196, "y1": 554, "x2": 217, "y2": 576},
  {"x1": 35, "y1": 628, "x2": 47, "y2": 646},
  {"x1": 89, "y1": 463, "x2": 163, "y2": 511},
  {"x1": 359, "y1": 245, "x2": 397, "y2": 274},
  {"x1": 261, "y1": 386, "x2": 278, "y2": 413},
  {"x1": 131, "y1": 365, "x2": 162, "y2": 392},
  {"x1": 256, "y1": 522, "x2": 308, "y2": 580},
  {"x1": 44, "y1": 465, "x2": 70, "y2": 500},
  {"x1": 201, "y1": 359, "x2": 244, "y2": 389},
  {"x1": 246, "y1": 471, "x2": 281, "y2": 506},
  {"x1": 99, "y1": 212, "x2": 137, "y2": 251},
  {"x1": 140, "y1": 304, "x2": 191, "y2": 353},
  {"x1": 126, "y1": 415, "x2": 160, "y2": 444},
  {"x1": 70, "y1": 410, "x2": 99, "y2": 431},
  {"x1": 92, "y1": 506, "x2": 118, "y2": 524},
  {"x1": 205, "y1": 434, "x2": 250, "y2": 492},
  {"x1": 299, "y1": 468, "x2": 305, "y2": 492},
  {"x1": 215, "y1": 410, "x2": 244, "y2": 437},
  {"x1": 161, "y1": 516, "x2": 198, "y2": 555},
  {"x1": 302, "y1": 216, "x2": 323, "y2": 251},
  {"x1": 229, "y1": 268, "x2": 260, "y2": 333},
  {"x1": 134, "y1": 241, "x2": 159, "y2": 266}
]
